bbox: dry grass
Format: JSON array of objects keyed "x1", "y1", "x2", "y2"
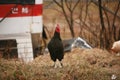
[{"x1": 0, "y1": 48, "x2": 120, "y2": 80}]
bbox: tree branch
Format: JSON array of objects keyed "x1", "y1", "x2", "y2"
[
  {"x1": 92, "y1": 0, "x2": 120, "y2": 19},
  {"x1": 53, "y1": 0, "x2": 62, "y2": 8}
]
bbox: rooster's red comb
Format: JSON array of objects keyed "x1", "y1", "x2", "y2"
[{"x1": 55, "y1": 24, "x2": 60, "y2": 33}]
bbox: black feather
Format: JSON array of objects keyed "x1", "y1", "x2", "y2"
[{"x1": 48, "y1": 31, "x2": 64, "y2": 62}]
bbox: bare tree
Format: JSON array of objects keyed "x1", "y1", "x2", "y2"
[
  {"x1": 98, "y1": 0, "x2": 120, "y2": 49},
  {"x1": 98, "y1": 0, "x2": 106, "y2": 48},
  {"x1": 44, "y1": 0, "x2": 120, "y2": 49},
  {"x1": 112, "y1": 1, "x2": 120, "y2": 41},
  {"x1": 89, "y1": 0, "x2": 120, "y2": 49},
  {"x1": 53, "y1": 0, "x2": 80, "y2": 37}
]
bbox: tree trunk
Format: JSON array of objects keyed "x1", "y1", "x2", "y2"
[{"x1": 98, "y1": 0, "x2": 105, "y2": 48}]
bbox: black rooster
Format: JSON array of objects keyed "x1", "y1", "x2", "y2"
[{"x1": 48, "y1": 24, "x2": 64, "y2": 68}]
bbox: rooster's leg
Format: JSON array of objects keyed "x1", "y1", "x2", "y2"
[
  {"x1": 54, "y1": 61, "x2": 57, "y2": 68},
  {"x1": 59, "y1": 61, "x2": 63, "y2": 68}
]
